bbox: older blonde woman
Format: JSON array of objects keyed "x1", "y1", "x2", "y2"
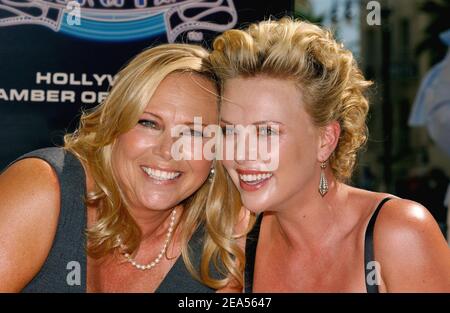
[
  {"x1": 0, "y1": 44, "x2": 244, "y2": 292},
  {"x1": 209, "y1": 18, "x2": 450, "y2": 292}
]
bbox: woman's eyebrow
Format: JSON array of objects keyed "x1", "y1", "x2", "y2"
[
  {"x1": 252, "y1": 120, "x2": 283, "y2": 125},
  {"x1": 142, "y1": 111, "x2": 216, "y2": 126},
  {"x1": 220, "y1": 119, "x2": 234, "y2": 124},
  {"x1": 142, "y1": 111, "x2": 162, "y2": 120},
  {"x1": 184, "y1": 122, "x2": 209, "y2": 127},
  {"x1": 220, "y1": 119, "x2": 283, "y2": 125}
]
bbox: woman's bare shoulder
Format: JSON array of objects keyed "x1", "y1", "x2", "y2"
[
  {"x1": 0, "y1": 157, "x2": 61, "y2": 291},
  {"x1": 373, "y1": 197, "x2": 450, "y2": 291}
]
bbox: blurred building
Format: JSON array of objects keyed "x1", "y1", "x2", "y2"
[
  {"x1": 295, "y1": 0, "x2": 361, "y2": 56},
  {"x1": 296, "y1": 0, "x2": 450, "y2": 236},
  {"x1": 359, "y1": 0, "x2": 450, "y2": 191},
  {"x1": 296, "y1": 0, "x2": 449, "y2": 185},
  {"x1": 360, "y1": 0, "x2": 450, "y2": 237}
]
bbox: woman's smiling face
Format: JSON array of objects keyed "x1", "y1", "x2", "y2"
[
  {"x1": 111, "y1": 72, "x2": 218, "y2": 211},
  {"x1": 220, "y1": 75, "x2": 322, "y2": 213}
]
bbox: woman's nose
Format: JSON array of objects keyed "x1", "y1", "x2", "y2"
[
  {"x1": 153, "y1": 130, "x2": 173, "y2": 161},
  {"x1": 233, "y1": 132, "x2": 259, "y2": 162}
]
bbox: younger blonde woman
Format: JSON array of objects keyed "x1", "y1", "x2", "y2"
[{"x1": 210, "y1": 18, "x2": 450, "y2": 292}]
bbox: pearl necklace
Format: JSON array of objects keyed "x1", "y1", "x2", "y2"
[{"x1": 117, "y1": 208, "x2": 177, "y2": 270}]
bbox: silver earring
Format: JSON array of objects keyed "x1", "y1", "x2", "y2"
[
  {"x1": 208, "y1": 167, "x2": 215, "y2": 182},
  {"x1": 319, "y1": 161, "x2": 328, "y2": 197}
]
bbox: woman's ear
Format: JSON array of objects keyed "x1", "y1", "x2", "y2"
[{"x1": 318, "y1": 121, "x2": 341, "y2": 162}]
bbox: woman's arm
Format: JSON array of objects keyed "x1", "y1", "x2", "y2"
[
  {"x1": 0, "y1": 158, "x2": 60, "y2": 292},
  {"x1": 375, "y1": 198, "x2": 450, "y2": 292}
]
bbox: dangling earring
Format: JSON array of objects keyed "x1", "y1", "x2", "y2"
[
  {"x1": 318, "y1": 161, "x2": 329, "y2": 197},
  {"x1": 208, "y1": 167, "x2": 215, "y2": 183}
]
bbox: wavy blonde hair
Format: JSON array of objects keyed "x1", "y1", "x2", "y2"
[
  {"x1": 64, "y1": 44, "x2": 243, "y2": 289},
  {"x1": 209, "y1": 18, "x2": 372, "y2": 181}
]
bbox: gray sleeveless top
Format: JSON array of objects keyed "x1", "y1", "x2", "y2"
[{"x1": 7, "y1": 147, "x2": 219, "y2": 293}]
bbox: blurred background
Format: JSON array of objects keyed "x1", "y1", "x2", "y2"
[
  {"x1": 0, "y1": 0, "x2": 449, "y2": 240},
  {"x1": 294, "y1": 0, "x2": 450, "y2": 240}
]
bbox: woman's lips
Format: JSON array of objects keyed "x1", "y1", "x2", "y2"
[
  {"x1": 236, "y1": 169, "x2": 273, "y2": 192},
  {"x1": 141, "y1": 166, "x2": 182, "y2": 184}
]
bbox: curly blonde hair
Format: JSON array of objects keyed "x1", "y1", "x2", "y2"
[
  {"x1": 64, "y1": 44, "x2": 244, "y2": 289},
  {"x1": 209, "y1": 17, "x2": 372, "y2": 181}
]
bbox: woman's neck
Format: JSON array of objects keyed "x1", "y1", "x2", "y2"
[
  {"x1": 128, "y1": 204, "x2": 182, "y2": 242},
  {"x1": 268, "y1": 180, "x2": 351, "y2": 254}
]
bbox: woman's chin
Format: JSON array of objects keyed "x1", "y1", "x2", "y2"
[
  {"x1": 242, "y1": 202, "x2": 268, "y2": 214},
  {"x1": 140, "y1": 197, "x2": 178, "y2": 212}
]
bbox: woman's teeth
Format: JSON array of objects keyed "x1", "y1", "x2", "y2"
[
  {"x1": 239, "y1": 173, "x2": 273, "y2": 184},
  {"x1": 142, "y1": 167, "x2": 181, "y2": 181}
]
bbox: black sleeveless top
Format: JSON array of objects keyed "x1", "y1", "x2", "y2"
[
  {"x1": 244, "y1": 197, "x2": 393, "y2": 293},
  {"x1": 6, "y1": 147, "x2": 219, "y2": 293}
]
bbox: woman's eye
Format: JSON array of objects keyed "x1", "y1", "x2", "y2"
[
  {"x1": 189, "y1": 129, "x2": 204, "y2": 137},
  {"x1": 259, "y1": 126, "x2": 278, "y2": 136},
  {"x1": 221, "y1": 126, "x2": 235, "y2": 136},
  {"x1": 138, "y1": 119, "x2": 159, "y2": 130}
]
